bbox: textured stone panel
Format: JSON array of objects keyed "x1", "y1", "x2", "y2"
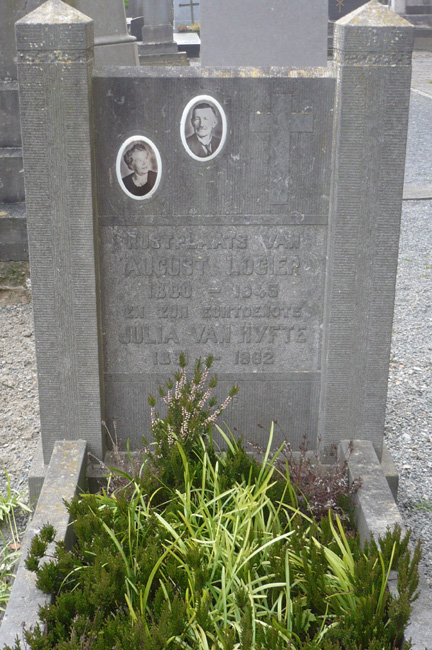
[
  {"x1": 94, "y1": 69, "x2": 335, "y2": 450},
  {"x1": 94, "y1": 68, "x2": 335, "y2": 220},
  {"x1": 104, "y1": 374, "x2": 321, "y2": 450}
]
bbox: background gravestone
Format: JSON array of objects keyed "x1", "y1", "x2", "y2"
[
  {"x1": 328, "y1": 0, "x2": 369, "y2": 20},
  {"x1": 133, "y1": 0, "x2": 184, "y2": 64},
  {"x1": 174, "y1": 0, "x2": 200, "y2": 27},
  {"x1": 200, "y1": 0, "x2": 328, "y2": 67},
  {"x1": 70, "y1": 0, "x2": 138, "y2": 66},
  {"x1": 0, "y1": 0, "x2": 43, "y2": 261}
]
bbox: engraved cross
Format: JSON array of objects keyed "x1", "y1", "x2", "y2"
[{"x1": 250, "y1": 96, "x2": 314, "y2": 205}]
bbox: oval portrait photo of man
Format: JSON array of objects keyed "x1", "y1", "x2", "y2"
[
  {"x1": 116, "y1": 136, "x2": 162, "y2": 200},
  {"x1": 180, "y1": 95, "x2": 226, "y2": 162}
]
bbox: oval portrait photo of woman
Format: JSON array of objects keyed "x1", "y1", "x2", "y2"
[
  {"x1": 116, "y1": 136, "x2": 162, "y2": 200},
  {"x1": 180, "y1": 95, "x2": 227, "y2": 162}
]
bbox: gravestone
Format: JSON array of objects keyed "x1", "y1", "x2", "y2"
[
  {"x1": 15, "y1": 0, "x2": 413, "y2": 471},
  {"x1": 328, "y1": 0, "x2": 369, "y2": 20},
  {"x1": 390, "y1": 0, "x2": 432, "y2": 51},
  {"x1": 200, "y1": 0, "x2": 328, "y2": 67},
  {"x1": 174, "y1": 0, "x2": 200, "y2": 28},
  {"x1": 0, "y1": 0, "x2": 43, "y2": 261},
  {"x1": 70, "y1": 0, "x2": 138, "y2": 66},
  {"x1": 135, "y1": 0, "x2": 182, "y2": 63}
]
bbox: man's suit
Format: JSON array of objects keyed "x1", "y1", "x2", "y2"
[{"x1": 186, "y1": 133, "x2": 221, "y2": 158}]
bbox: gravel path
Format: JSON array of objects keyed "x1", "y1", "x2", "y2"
[
  {"x1": 0, "y1": 301, "x2": 40, "y2": 539},
  {"x1": 0, "y1": 56, "x2": 431, "y2": 603},
  {"x1": 384, "y1": 82, "x2": 432, "y2": 585},
  {"x1": 385, "y1": 199, "x2": 432, "y2": 584}
]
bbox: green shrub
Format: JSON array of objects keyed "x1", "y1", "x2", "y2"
[{"x1": 2, "y1": 359, "x2": 421, "y2": 649}]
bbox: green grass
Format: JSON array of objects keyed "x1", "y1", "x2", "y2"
[{"x1": 414, "y1": 499, "x2": 432, "y2": 512}]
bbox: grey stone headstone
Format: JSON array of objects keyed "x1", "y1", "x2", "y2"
[
  {"x1": 136, "y1": 0, "x2": 180, "y2": 60},
  {"x1": 142, "y1": 0, "x2": 173, "y2": 25},
  {"x1": 200, "y1": 0, "x2": 328, "y2": 67},
  {"x1": 69, "y1": 0, "x2": 139, "y2": 66},
  {"x1": 141, "y1": 0, "x2": 175, "y2": 45},
  {"x1": 16, "y1": 0, "x2": 414, "y2": 466},
  {"x1": 130, "y1": 16, "x2": 145, "y2": 41},
  {"x1": 94, "y1": 67, "x2": 334, "y2": 450}
]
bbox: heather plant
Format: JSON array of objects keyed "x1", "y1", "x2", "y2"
[
  {"x1": 145, "y1": 353, "x2": 239, "y2": 491},
  {"x1": 253, "y1": 426, "x2": 361, "y2": 523}
]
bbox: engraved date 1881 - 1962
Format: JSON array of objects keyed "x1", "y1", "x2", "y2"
[{"x1": 151, "y1": 350, "x2": 275, "y2": 367}]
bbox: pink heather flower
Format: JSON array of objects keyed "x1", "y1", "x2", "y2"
[
  {"x1": 180, "y1": 407, "x2": 191, "y2": 439},
  {"x1": 150, "y1": 407, "x2": 157, "y2": 426},
  {"x1": 203, "y1": 395, "x2": 233, "y2": 426},
  {"x1": 199, "y1": 368, "x2": 210, "y2": 391},
  {"x1": 197, "y1": 388, "x2": 212, "y2": 410}
]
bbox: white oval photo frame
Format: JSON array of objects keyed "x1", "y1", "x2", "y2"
[
  {"x1": 180, "y1": 95, "x2": 227, "y2": 162},
  {"x1": 116, "y1": 135, "x2": 162, "y2": 200}
]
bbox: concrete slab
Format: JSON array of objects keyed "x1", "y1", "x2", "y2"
[
  {"x1": 0, "y1": 440, "x2": 87, "y2": 646},
  {"x1": 403, "y1": 183, "x2": 432, "y2": 198},
  {"x1": 339, "y1": 439, "x2": 403, "y2": 545},
  {"x1": 339, "y1": 439, "x2": 432, "y2": 650}
]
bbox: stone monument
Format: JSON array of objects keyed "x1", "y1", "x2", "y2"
[
  {"x1": 0, "y1": 0, "x2": 44, "y2": 261},
  {"x1": 14, "y1": 1, "x2": 413, "y2": 478},
  {"x1": 67, "y1": 0, "x2": 138, "y2": 66},
  {"x1": 200, "y1": 0, "x2": 328, "y2": 67},
  {"x1": 129, "y1": 0, "x2": 185, "y2": 65}
]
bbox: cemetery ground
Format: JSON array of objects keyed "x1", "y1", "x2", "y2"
[{"x1": 0, "y1": 51, "x2": 432, "y2": 645}]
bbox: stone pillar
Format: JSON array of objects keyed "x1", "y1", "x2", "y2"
[
  {"x1": 16, "y1": 0, "x2": 104, "y2": 464},
  {"x1": 318, "y1": 0, "x2": 414, "y2": 460}
]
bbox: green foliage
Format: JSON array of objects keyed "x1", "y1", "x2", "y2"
[
  {"x1": 0, "y1": 471, "x2": 32, "y2": 611},
  {"x1": 3, "y1": 360, "x2": 421, "y2": 649}
]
